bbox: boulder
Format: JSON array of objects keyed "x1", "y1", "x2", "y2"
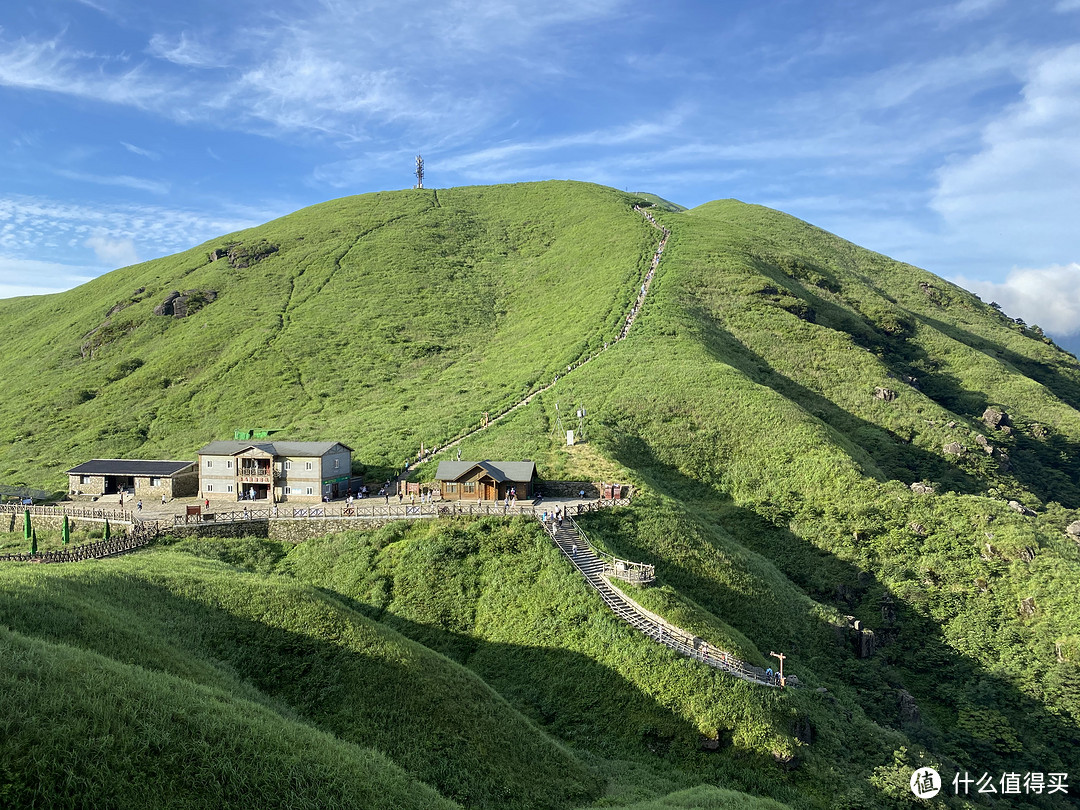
[
  {"x1": 1019, "y1": 546, "x2": 1037, "y2": 563},
  {"x1": 874, "y1": 387, "x2": 897, "y2": 401},
  {"x1": 1031, "y1": 423, "x2": 1048, "y2": 439},
  {"x1": 1065, "y1": 520, "x2": 1080, "y2": 539},
  {"x1": 1019, "y1": 597, "x2": 1036, "y2": 618},
  {"x1": 943, "y1": 442, "x2": 965, "y2": 456},
  {"x1": 983, "y1": 407, "x2": 1011, "y2": 429},
  {"x1": 898, "y1": 689, "x2": 921, "y2": 724},
  {"x1": 910, "y1": 482, "x2": 935, "y2": 495},
  {"x1": 1008, "y1": 500, "x2": 1037, "y2": 517},
  {"x1": 975, "y1": 434, "x2": 988, "y2": 447},
  {"x1": 909, "y1": 522, "x2": 927, "y2": 536}
]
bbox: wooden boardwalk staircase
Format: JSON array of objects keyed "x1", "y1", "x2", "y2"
[{"x1": 540, "y1": 513, "x2": 780, "y2": 687}]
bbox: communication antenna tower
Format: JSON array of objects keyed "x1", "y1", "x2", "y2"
[
  {"x1": 414, "y1": 154, "x2": 424, "y2": 189},
  {"x1": 551, "y1": 401, "x2": 565, "y2": 438}
]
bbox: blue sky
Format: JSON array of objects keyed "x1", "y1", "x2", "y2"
[{"x1": 2, "y1": 0, "x2": 1080, "y2": 335}]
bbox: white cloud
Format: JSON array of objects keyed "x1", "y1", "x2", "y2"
[
  {"x1": 0, "y1": 255, "x2": 99, "y2": 298},
  {"x1": 931, "y1": 44, "x2": 1080, "y2": 272},
  {"x1": 85, "y1": 234, "x2": 139, "y2": 267},
  {"x1": 120, "y1": 141, "x2": 159, "y2": 160},
  {"x1": 955, "y1": 263, "x2": 1080, "y2": 335},
  {"x1": 1057, "y1": 0, "x2": 1080, "y2": 11},
  {"x1": 54, "y1": 168, "x2": 169, "y2": 194},
  {"x1": 147, "y1": 32, "x2": 229, "y2": 69}
]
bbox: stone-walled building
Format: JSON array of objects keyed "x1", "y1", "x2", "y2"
[
  {"x1": 197, "y1": 440, "x2": 352, "y2": 503},
  {"x1": 435, "y1": 460, "x2": 536, "y2": 501},
  {"x1": 67, "y1": 459, "x2": 199, "y2": 500}
]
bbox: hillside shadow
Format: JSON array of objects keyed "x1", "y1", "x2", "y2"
[
  {"x1": 685, "y1": 301, "x2": 985, "y2": 495},
  {"x1": 0, "y1": 572, "x2": 598, "y2": 810},
  {"x1": 598, "y1": 432, "x2": 1080, "y2": 804}
]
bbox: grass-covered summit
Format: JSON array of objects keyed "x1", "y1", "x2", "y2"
[{"x1": 3, "y1": 181, "x2": 1080, "y2": 808}]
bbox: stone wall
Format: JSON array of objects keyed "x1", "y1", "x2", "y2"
[
  {"x1": 268, "y1": 518, "x2": 393, "y2": 543},
  {"x1": 69, "y1": 474, "x2": 106, "y2": 497},
  {"x1": 167, "y1": 521, "x2": 269, "y2": 540},
  {"x1": 539, "y1": 481, "x2": 632, "y2": 498}
]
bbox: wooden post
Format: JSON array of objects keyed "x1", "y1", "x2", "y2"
[{"x1": 769, "y1": 651, "x2": 786, "y2": 686}]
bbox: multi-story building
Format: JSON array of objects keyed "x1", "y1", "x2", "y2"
[{"x1": 197, "y1": 440, "x2": 352, "y2": 503}]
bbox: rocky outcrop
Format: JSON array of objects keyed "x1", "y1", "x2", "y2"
[
  {"x1": 1019, "y1": 596, "x2": 1037, "y2": 618},
  {"x1": 209, "y1": 239, "x2": 279, "y2": 268},
  {"x1": 154, "y1": 289, "x2": 218, "y2": 318},
  {"x1": 983, "y1": 407, "x2": 1010, "y2": 429},
  {"x1": 1008, "y1": 500, "x2": 1037, "y2": 517},
  {"x1": 1065, "y1": 521, "x2": 1080, "y2": 541},
  {"x1": 910, "y1": 482, "x2": 935, "y2": 495},
  {"x1": 898, "y1": 689, "x2": 921, "y2": 724},
  {"x1": 909, "y1": 522, "x2": 927, "y2": 536},
  {"x1": 943, "y1": 442, "x2": 965, "y2": 456},
  {"x1": 874, "y1": 387, "x2": 897, "y2": 401}
]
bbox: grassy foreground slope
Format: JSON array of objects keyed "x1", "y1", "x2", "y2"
[
  {"x1": 0, "y1": 181, "x2": 656, "y2": 487},
  {"x1": 0, "y1": 627, "x2": 459, "y2": 810},
  {"x1": 0, "y1": 553, "x2": 598, "y2": 810}
]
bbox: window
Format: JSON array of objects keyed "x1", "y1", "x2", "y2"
[
  {"x1": 306, "y1": 487, "x2": 313, "y2": 495},
  {"x1": 285, "y1": 486, "x2": 293, "y2": 495},
  {"x1": 226, "y1": 460, "x2": 232, "y2": 469},
  {"x1": 285, "y1": 461, "x2": 292, "y2": 471},
  {"x1": 463, "y1": 482, "x2": 475, "y2": 493},
  {"x1": 227, "y1": 485, "x2": 234, "y2": 493},
  {"x1": 80, "y1": 474, "x2": 92, "y2": 484},
  {"x1": 447, "y1": 483, "x2": 457, "y2": 493},
  {"x1": 333, "y1": 458, "x2": 339, "y2": 470},
  {"x1": 149, "y1": 477, "x2": 162, "y2": 486},
  {"x1": 206, "y1": 484, "x2": 213, "y2": 492},
  {"x1": 305, "y1": 461, "x2": 313, "y2": 470},
  {"x1": 206, "y1": 460, "x2": 212, "y2": 467}
]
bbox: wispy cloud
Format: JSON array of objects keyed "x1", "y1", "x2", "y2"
[
  {"x1": 54, "y1": 168, "x2": 169, "y2": 194},
  {"x1": 147, "y1": 31, "x2": 230, "y2": 69},
  {"x1": 120, "y1": 141, "x2": 159, "y2": 160}
]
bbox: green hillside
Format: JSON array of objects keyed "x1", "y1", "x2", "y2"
[{"x1": 2, "y1": 181, "x2": 1080, "y2": 808}]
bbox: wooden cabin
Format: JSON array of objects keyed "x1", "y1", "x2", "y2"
[{"x1": 435, "y1": 460, "x2": 536, "y2": 501}]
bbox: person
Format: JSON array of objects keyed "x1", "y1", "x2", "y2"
[
  {"x1": 119, "y1": 492, "x2": 124, "y2": 507},
  {"x1": 136, "y1": 500, "x2": 142, "y2": 512},
  {"x1": 161, "y1": 494, "x2": 166, "y2": 505},
  {"x1": 204, "y1": 498, "x2": 210, "y2": 509},
  {"x1": 384, "y1": 492, "x2": 389, "y2": 504},
  {"x1": 765, "y1": 667, "x2": 774, "y2": 684},
  {"x1": 456, "y1": 447, "x2": 462, "y2": 461},
  {"x1": 398, "y1": 491, "x2": 403, "y2": 503},
  {"x1": 571, "y1": 543, "x2": 578, "y2": 556}
]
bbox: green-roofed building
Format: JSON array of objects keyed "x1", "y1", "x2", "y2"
[{"x1": 197, "y1": 440, "x2": 352, "y2": 503}]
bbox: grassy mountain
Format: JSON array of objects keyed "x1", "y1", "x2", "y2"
[{"x1": 2, "y1": 181, "x2": 1080, "y2": 808}]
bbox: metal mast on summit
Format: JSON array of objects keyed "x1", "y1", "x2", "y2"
[{"x1": 414, "y1": 155, "x2": 424, "y2": 189}]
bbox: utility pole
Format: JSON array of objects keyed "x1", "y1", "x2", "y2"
[
  {"x1": 769, "y1": 651, "x2": 787, "y2": 687},
  {"x1": 414, "y1": 154, "x2": 424, "y2": 189}
]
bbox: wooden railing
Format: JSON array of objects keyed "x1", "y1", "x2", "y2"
[
  {"x1": 0, "y1": 503, "x2": 134, "y2": 524},
  {"x1": 172, "y1": 498, "x2": 633, "y2": 525},
  {"x1": 0, "y1": 519, "x2": 161, "y2": 564},
  {"x1": 564, "y1": 515, "x2": 655, "y2": 584}
]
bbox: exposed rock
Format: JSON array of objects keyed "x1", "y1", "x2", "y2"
[
  {"x1": 1008, "y1": 500, "x2": 1037, "y2": 517},
  {"x1": 1019, "y1": 597, "x2": 1036, "y2": 618},
  {"x1": 772, "y1": 750, "x2": 799, "y2": 770},
  {"x1": 898, "y1": 689, "x2": 921, "y2": 724},
  {"x1": 901, "y1": 374, "x2": 920, "y2": 390},
  {"x1": 133, "y1": 286, "x2": 145, "y2": 295},
  {"x1": 874, "y1": 387, "x2": 897, "y2": 401},
  {"x1": 844, "y1": 616, "x2": 876, "y2": 658},
  {"x1": 1001, "y1": 425, "x2": 1014, "y2": 436},
  {"x1": 1019, "y1": 546, "x2": 1037, "y2": 563},
  {"x1": 975, "y1": 434, "x2": 989, "y2": 447},
  {"x1": 1031, "y1": 423, "x2": 1048, "y2": 439},
  {"x1": 880, "y1": 595, "x2": 897, "y2": 625},
  {"x1": 947, "y1": 421, "x2": 957, "y2": 428},
  {"x1": 909, "y1": 522, "x2": 927, "y2": 536},
  {"x1": 910, "y1": 482, "x2": 935, "y2": 495},
  {"x1": 943, "y1": 442, "x2": 965, "y2": 456},
  {"x1": 699, "y1": 728, "x2": 732, "y2": 751},
  {"x1": 995, "y1": 448, "x2": 1011, "y2": 471},
  {"x1": 983, "y1": 407, "x2": 1011, "y2": 429},
  {"x1": 154, "y1": 289, "x2": 218, "y2": 318},
  {"x1": 1066, "y1": 520, "x2": 1080, "y2": 539}
]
